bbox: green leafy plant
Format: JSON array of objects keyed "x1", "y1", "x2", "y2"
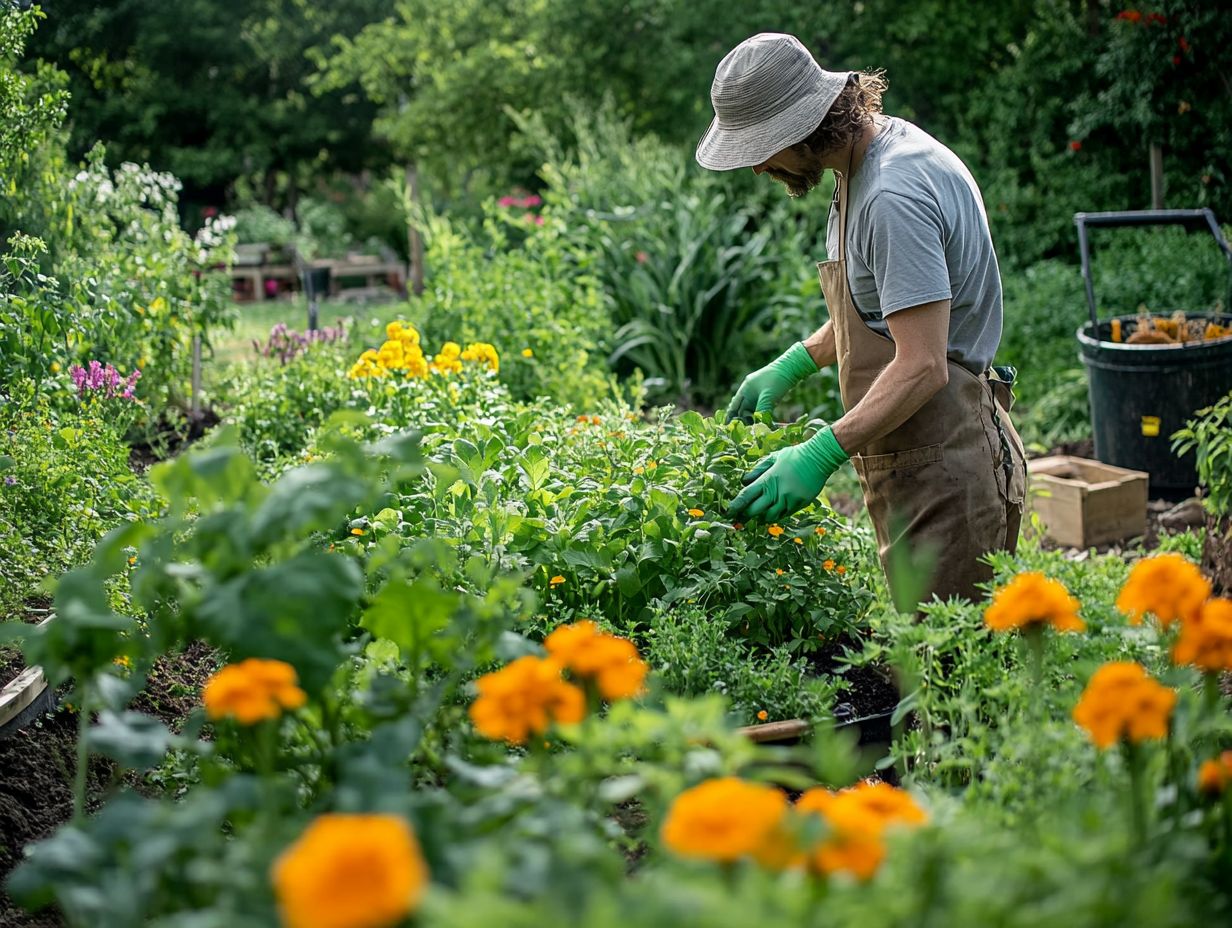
[{"x1": 1173, "y1": 390, "x2": 1232, "y2": 516}]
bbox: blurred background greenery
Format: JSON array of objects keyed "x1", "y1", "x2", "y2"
[{"x1": 5, "y1": 0, "x2": 1231, "y2": 438}]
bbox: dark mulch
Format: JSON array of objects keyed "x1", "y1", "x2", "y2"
[
  {"x1": 0, "y1": 705, "x2": 112, "y2": 928},
  {"x1": 128, "y1": 408, "x2": 220, "y2": 474}
]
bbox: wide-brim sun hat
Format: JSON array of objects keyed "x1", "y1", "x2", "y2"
[{"x1": 696, "y1": 33, "x2": 851, "y2": 171}]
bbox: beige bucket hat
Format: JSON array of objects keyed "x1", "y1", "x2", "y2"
[{"x1": 696, "y1": 33, "x2": 851, "y2": 171}]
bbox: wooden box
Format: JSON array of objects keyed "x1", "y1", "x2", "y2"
[{"x1": 1027, "y1": 455, "x2": 1149, "y2": 548}]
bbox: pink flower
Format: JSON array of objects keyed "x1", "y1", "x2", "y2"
[
  {"x1": 203, "y1": 206, "x2": 218, "y2": 218},
  {"x1": 523, "y1": 195, "x2": 542, "y2": 208},
  {"x1": 498, "y1": 196, "x2": 518, "y2": 208},
  {"x1": 534, "y1": 214, "x2": 544, "y2": 226},
  {"x1": 635, "y1": 250, "x2": 649, "y2": 264}
]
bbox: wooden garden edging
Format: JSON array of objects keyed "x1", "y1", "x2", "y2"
[
  {"x1": 0, "y1": 615, "x2": 55, "y2": 737},
  {"x1": 737, "y1": 708, "x2": 896, "y2": 746}
]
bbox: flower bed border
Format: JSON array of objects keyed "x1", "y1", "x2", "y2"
[{"x1": 0, "y1": 616, "x2": 55, "y2": 738}]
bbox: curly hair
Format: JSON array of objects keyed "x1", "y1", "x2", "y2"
[{"x1": 792, "y1": 69, "x2": 888, "y2": 159}]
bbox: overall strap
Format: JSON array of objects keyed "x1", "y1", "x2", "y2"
[{"x1": 836, "y1": 173, "x2": 849, "y2": 263}]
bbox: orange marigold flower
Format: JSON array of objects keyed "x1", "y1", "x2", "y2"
[
  {"x1": 203, "y1": 658, "x2": 307, "y2": 725},
  {"x1": 1197, "y1": 752, "x2": 1232, "y2": 796},
  {"x1": 757, "y1": 710, "x2": 769, "y2": 721},
  {"x1": 815, "y1": 526, "x2": 827, "y2": 536},
  {"x1": 1116, "y1": 553, "x2": 1210, "y2": 626},
  {"x1": 1072, "y1": 661, "x2": 1176, "y2": 749},
  {"x1": 823, "y1": 559, "x2": 836, "y2": 571},
  {"x1": 545, "y1": 620, "x2": 648, "y2": 700},
  {"x1": 794, "y1": 782, "x2": 925, "y2": 881},
  {"x1": 272, "y1": 813, "x2": 428, "y2": 928},
  {"x1": 549, "y1": 575, "x2": 566, "y2": 586},
  {"x1": 732, "y1": 522, "x2": 744, "y2": 531},
  {"x1": 350, "y1": 528, "x2": 365, "y2": 536},
  {"x1": 983, "y1": 572, "x2": 1084, "y2": 633},
  {"x1": 793, "y1": 537, "x2": 804, "y2": 545},
  {"x1": 1172, "y1": 598, "x2": 1232, "y2": 672},
  {"x1": 468, "y1": 655, "x2": 585, "y2": 744},
  {"x1": 661, "y1": 777, "x2": 788, "y2": 862},
  {"x1": 836, "y1": 565, "x2": 847, "y2": 575},
  {"x1": 688, "y1": 508, "x2": 705, "y2": 518},
  {"x1": 775, "y1": 568, "x2": 785, "y2": 576},
  {"x1": 768, "y1": 524, "x2": 785, "y2": 537}
]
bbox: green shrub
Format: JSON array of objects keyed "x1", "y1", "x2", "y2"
[
  {"x1": 525, "y1": 105, "x2": 832, "y2": 411},
  {"x1": 643, "y1": 604, "x2": 840, "y2": 724},
  {"x1": 0, "y1": 397, "x2": 152, "y2": 617},
  {"x1": 393, "y1": 210, "x2": 612, "y2": 409}
]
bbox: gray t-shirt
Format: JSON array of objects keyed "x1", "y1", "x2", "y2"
[{"x1": 825, "y1": 116, "x2": 1002, "y2": 374}]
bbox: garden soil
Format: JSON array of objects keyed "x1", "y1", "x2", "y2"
[{"x1": 0, "y1": 642, "x2": 218, "y2": 927}]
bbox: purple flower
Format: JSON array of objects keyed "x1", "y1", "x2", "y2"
[
  {"x1": 69, "y1": 360, "x2": 140, "y2": 400},
  {"x1": 3, "y1": 475, "x2": 16, "y2": 486}
]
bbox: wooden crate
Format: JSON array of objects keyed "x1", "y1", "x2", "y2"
[{"x1": 1028, "y1": 455, "x2": 1149, "y2": 548}]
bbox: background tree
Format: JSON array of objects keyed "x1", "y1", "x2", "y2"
[{"x1": 28, "y1": 0, "x2": 391, "y2": 212}]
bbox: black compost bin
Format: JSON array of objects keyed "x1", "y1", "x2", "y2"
[{"x1": 1074, "y1": 209, "x2": 1232, "y2": 498}]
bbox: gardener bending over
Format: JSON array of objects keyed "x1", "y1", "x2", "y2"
[{"x1": 698, "y1": 33, "x2": 1026, "y2": 605}]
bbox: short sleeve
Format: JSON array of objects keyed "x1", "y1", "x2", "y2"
[{"x1": 864, "y1": 192, "x2": 951, "y2": 315}]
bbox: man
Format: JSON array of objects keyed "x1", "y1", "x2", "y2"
[{"x1": 698, "y1": 33, "x2": 1026, "y2": 605}]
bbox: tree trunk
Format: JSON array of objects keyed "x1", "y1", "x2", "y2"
[{"x1": 406, "y1": 162, "x2": 425, "y2": 297}]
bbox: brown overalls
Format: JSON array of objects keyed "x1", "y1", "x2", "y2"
[{"x1": 817, "y1": 174, "x2": 1026, "y2": 607}]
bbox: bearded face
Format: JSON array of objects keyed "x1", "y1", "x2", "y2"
[{"x1": 766, "y1": 164, "x2": 823, "y2": 198}]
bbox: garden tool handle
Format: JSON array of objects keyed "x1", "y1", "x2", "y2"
[{"x1": 1073, "y1": 208, "x2": 1232, "y2": 329}]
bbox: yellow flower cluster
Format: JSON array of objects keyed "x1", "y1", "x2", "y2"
[
  {"x1": 347, "y1": 321, "x2": 499, "y2": 380},
  {"x1": 545, "y1": 620, "x2": 648, "y2": 700},
  {"x1": 1072, "y1": 661, "x2": 1176, "y2": 749},
  {"x1": 202, "y1": 658, "x2": 307, "y2": 725},
  {"x1": 661, "y1": 778, "x2": 926, "y2": 880},
  {"x1": 984, "y1": 572, "x2": 1084, "y2": 633},
  {"x1": 431, "y1": 340, "x2": 462, "y2": 375},
  {"x1": 469, "y1": 624, "x2": 648, "y2": 743},
  {"x1": 460, "y1": 341, "x2": 499, "y2": 373},
  {"x1": 272, "y1": 813, "x2": 428, "y2": 928}
]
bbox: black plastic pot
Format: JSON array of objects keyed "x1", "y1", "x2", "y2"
[
  {"x1": 1074, "y1": 210, "x2": 1232, "y2": 498},
  {"x1": 1078, "y1": 317, "x2": 1232, "y2": 497}
]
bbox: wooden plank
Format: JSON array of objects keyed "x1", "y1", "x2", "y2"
[
  {"x1": 736, "y1": 719, "x2": 810, "y2": 743},
  {"x1": 0, "y1": 665, "x2": 48, "y2": 730}
]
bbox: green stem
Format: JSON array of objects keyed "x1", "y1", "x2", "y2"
[
  {"x1": 72, "y1": 687, "x2": 90, "y2": 823},
  {"x1": 1203, "y1": 672, "x2": 1221, "y2": 718},
  {"x1": 1125, "y1": 740, "x2": 1148, "y2": 847}
]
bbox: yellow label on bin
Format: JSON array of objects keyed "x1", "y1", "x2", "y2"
[{"x1": 1141, "y1": 415, "x2": 1161, "y2": 437}]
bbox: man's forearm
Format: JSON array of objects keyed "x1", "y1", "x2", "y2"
[
  {"x1": 831, "y1": 354, "x2": 947, "y2": 453},
  {"x1": 802, "y1": 322, "x2": 837, "y2": 369}
]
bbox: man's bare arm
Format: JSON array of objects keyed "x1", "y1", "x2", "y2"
[
  {"x1": 830, "y1": 299, "x2": 951, "y2": 454},
  {"x1": 802, "y1": 321, "x2": 837, "y2": 369}
]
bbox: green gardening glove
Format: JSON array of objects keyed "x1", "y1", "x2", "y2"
[
  {"x1": 727, "y1": 426, "x2": 850, "y2": 523},
  {"x1": 725, "y1": 342, "x2": 819, "y2": 425}
]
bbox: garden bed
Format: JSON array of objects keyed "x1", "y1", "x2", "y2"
[{"x1": 0, "y1": 641, "x2": 219, "y2": 926}]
